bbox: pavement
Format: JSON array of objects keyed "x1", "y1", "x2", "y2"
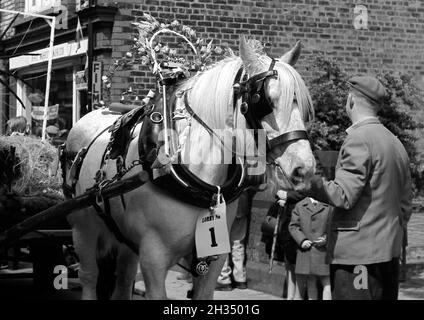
[
  {"x1": 407, "y1": 212, "x2": 424, "y2": 249},
  {"x1": 134, "y1": 269, "x2": 282, "y2": 300},
  {"x1": 1, "y1": 267, "x2": 423, "y2": 300},
  {"x1": 1, "y1": 212, "x2": 424, "y2": 300},
  {"x1": 133, "y1": 268, "x2": 424, "y2": 300},
  {"x1": 133, "y1": 210, "x2": 424, "y2": 301}
]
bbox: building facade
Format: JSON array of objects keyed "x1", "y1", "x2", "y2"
[{"x1": 1, "y1": 0, "x2": 423, "y2": 263}]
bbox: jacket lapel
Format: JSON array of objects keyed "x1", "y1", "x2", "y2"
[{"x1": 306, "y1": 199, "x2": 328, "y2": 216}]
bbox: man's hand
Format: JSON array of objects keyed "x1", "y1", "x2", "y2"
[
  {"x1": 301, "y1": 239, "x2": 313, "y2": 250},
  {"x1": 277, "y1": 190, "x2": 287, "y2": 207},
  {"x1": 313, "y1": 236, "x2": 327, "y2": 247}
]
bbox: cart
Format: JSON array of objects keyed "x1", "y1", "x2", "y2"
[{"x1": 0, "y1": 169, "x2": 149, "y2": 291}]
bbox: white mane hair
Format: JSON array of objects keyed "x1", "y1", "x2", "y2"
[{"x1": 179, "y1": 51, "x2": 314, "y2": 131}]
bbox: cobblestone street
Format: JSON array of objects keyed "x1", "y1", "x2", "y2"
[{"x1": 407, "y1": 212, "x2": 424, "y2": 249}]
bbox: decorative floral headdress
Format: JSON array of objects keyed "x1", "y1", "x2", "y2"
[{"x1": 101, "y1": 13, "x2": 232, "y2": 105}]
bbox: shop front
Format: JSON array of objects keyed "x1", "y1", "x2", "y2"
[
  {"x1": 9, "y1": 39, "x2": 88, "y2": 141},
  {"x1": 1, "y1": 1, "x2": 118, "y2": 135}
]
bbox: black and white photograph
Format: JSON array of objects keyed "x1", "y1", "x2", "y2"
[{"x1": 0, "y1": 0, "x2": 423, "y2": 309}]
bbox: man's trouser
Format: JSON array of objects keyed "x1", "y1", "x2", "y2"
[
  {"x1": 217, "y1": 190, "x2": 254, "y2": 285},
  {"x1": 330, "y1": 258, "x2": 400, "y2": 300}
]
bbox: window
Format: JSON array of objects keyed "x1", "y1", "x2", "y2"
[{"x1": 22, "y1": 66, "x2": 73, "y2": 140}]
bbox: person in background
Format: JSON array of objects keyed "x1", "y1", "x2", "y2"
[
  {"x1": 289, "y1": 196, "x2": 332, "y2": 300},
  {"x1": 275, "y1": 190, "x2": 305, "y2": 300},
  {"x1": 303, "y1": 75, "x2": 412, "y2": 300},
  {"x1": 6, "y1": 116, "x2": 28, "y2": 136},
  {"x1": 216, "y1": 188, "x2": 257, "y2": 291}
]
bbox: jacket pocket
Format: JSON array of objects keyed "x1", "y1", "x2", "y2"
[{"x1": 332, "y1": 221, "x2": 361, "y2": 231}]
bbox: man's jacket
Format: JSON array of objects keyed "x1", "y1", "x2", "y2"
[{"x1": 308, "y1": 118, "x2": 412, "y2": 265}]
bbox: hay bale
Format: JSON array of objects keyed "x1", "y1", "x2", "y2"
[{"x1": 0, "y1": 135, "x2": 63, "y2": 200}]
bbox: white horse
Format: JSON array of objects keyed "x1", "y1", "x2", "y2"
[{"x1": 65, "y1": 37, "x2": 315, "y2": 300}]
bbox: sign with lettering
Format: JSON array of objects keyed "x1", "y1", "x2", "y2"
[
  {"x1": 31, "y1": 104, "x2": 59, "y2": 121},
  {"x1": 195, "y1": 196, "x2": 230, "y2": 258},
  {"x1": 10, "y1": 39, "x2": 87, "y2": 70},
  {"x1": 25, "y1": 0, "x2": 61, "y2": 13},
  {"x1": 92, "y1": 62, "x2": 102, "y2": 107}
]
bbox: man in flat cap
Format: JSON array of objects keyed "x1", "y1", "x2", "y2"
[{"x1": 303, "y1": 75, "x2": 412, "y2": 299}]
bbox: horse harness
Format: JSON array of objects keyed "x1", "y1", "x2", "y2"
[{"x1": 61, "y1": 58, "x2": 309, "y2": 277}]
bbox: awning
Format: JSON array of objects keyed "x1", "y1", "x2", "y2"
[{"x1": 10, "y1": 39, "x2": 87, "y2": 70}]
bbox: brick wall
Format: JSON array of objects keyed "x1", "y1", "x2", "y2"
[
  {"x1": 2, "y1": 1, "x2": 423, "y2": 105},
  {"x1": 102, "y1": 0, "x2": 424, "y2": 103},
  {"x1": 0, "y1": 0, "x2": 24, "y2": 38}
]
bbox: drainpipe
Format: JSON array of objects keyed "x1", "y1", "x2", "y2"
[
  {"x1": 87, "y1": 0, "x2": 95, "y2": 111},
  {"x1": 0, "y1": 59, "x2": 9, "y2": 134}
]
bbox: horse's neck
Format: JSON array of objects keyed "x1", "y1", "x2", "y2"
[{"x1": 180, "y1": 124, "x2": 229, "y2": 186}]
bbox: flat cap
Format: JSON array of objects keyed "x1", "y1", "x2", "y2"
[{"x1": 347, "y1": 75, "x2": 387, "y2": 104}]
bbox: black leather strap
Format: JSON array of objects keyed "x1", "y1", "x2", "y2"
[
  {"x1": 92, "y1": 200, "x2": 139, "y2": 255},
  {"x1": 268, "y1": 130, "x2": 309, "y2": 150},
  {"x1": 184, "y1": 93, "x2": 227, "y2": 150},
  {"x1": 245, "y1": 69, "x2": 278, "y2": 85}
]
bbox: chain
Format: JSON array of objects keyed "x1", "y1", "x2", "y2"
[{"x1": 94, "y1": 159, "x2": 143, "y2": 205}]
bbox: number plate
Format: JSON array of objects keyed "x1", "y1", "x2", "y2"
[{"x1": 195, "y1": 196, "x2": 230, "y2": 258}]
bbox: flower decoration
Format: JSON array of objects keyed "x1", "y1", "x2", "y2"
[
  {"x1": 131, "y1": 13, "x2": 230, "y2": 74},
  {"x1": 101, "y1": 13, "x2": 231, "y2": 105}
]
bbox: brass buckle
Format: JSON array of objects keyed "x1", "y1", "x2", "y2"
[{"x1": 150, "y1": 112, "x2": 163, "y2": 124}]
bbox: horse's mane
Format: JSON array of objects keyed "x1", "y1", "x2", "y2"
[{"x1": 179, "y1": 52, "x2": 314, "y2": 131}]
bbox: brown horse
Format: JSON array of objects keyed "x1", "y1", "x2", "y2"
[{"x1": 64, "y1": 38, "x2": 315, "y2": 300}]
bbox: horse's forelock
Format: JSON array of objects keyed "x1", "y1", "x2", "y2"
[
  {"x1": 273, "y1": 60, "x2": 314, "y2": 127},
  {"x1": 179, "y1": 57, "x2": 243, "y2": 130}
]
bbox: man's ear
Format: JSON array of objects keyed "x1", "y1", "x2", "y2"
[
  {"x1": 350, "y1": 94, "x2": 355, "y2": 109},
  {"x1": 347, "y1": 93, "x2": 354, "y2": 110}
]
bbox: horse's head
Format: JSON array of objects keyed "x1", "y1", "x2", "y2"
[{"x1": 239, "y1": 38, "x2": 315, "y2": 190}]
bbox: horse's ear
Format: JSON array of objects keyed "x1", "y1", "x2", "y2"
[
  {"x1": 239, "y1": 36, "x2": 260, "y2": 74},
  {"x1": 280, "y1": 40, "x2": 302, "y2": 66}
]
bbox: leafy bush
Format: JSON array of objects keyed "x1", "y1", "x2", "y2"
[{"x1": 306, "y1": 54, "x2": 424, "y2": 194}]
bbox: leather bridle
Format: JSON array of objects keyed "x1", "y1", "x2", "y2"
[
  {"x1": 233, "y1": 58, "x2": 309, "y2": 163},
  {"x1": 178, "y1": 57, "x2": 311, "y2": 192}
]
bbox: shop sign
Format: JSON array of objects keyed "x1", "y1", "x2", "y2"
[
  {"x1": 25, "y1": 0, "x2": 61, "y2": 13},
  {"x1": 76, "y1": 70, "x2": 87, "y2": 90},
  {"x1": 92, "y1": 62, "x2": 102, "y2": 106},
  {"x1": 10, "y1": 39, "x2": 88, "y2": 70},
  {"x1": 31, "y1": 104, "x2": 59, "y2": 121}
]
